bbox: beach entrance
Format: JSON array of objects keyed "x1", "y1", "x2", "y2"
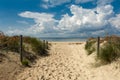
[
  {"x1": 17, "y1": 42, "x2": 90, "y2": 80},
  {"x1": 17, "y1": 42, "x2": 120, "y2": 80}
]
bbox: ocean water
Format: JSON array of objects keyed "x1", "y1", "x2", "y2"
[{"x1": 39, "y1": 37, "x2": 86, "y2": 42}]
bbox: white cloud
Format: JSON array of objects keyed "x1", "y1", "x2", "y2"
[
  {"x1": 42, "y1": 0, "x2": 71, "y2": 8},
  {"x1": 19, "y1": 11, "x2": 54, "y2": 22},
  {"x1": 41, "y1": 0, "x2": 113, "y2": 9},
  {"x1": 19, "y1": 11, "x2": 58, "y2": 34},
  {"x1": 109, "y1": 14, "x2": 120, "y2": 30},
  {"x1": 57, "y1": 5, "x2": 113, "y2": 33},
  {"x1": 7, "y1": 29, "x2": 23, "y2": 35},
  {"x1": 43, "y1": 0, "x2": 49, "y2": 3},
  {"x1": 49, "y1": 0, "x2": 70, "y2": 6},
  {"x1": 8, "y1": 4, "x2": 115, "y2": 37},
  {"x1": 17, "y1": 21, "x2": 29, "y2": 25},
  {"x1": 42, "y1": 0, "x2": 95, "y2": 8},
  {"x1": 41, "y1": 4, "x2": 49, "y2": 9},
  {"x1": 97, "y1": 0, "x2": 113, "y2": 6},
  {"x1": 75, "y1": 0, "x2": 94, "y2": 4}
]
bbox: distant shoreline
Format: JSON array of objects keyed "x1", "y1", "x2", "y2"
[{"x1": 39, "y1": 37, "x2": 87, "y2": 42}]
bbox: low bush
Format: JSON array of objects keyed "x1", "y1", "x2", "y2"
[
  {"x1": 85, "y1": 40, "x2": 96, "y2": 55},
  {"x1": 7, "y1": 36, "x2": 19, "y2": 52},
  {"x1": 99, "y1": 41, "x2": 120, "y2": 63},
  {"x1": 85, "y1": 35, "x2": 120, "y2": 64},
  {"x1": 0, "y1": 32, "x2": 49, "y2": 67},
  {"x1": 0, "y1": 36, "x2": 19, "y2": 52},
  {"x1": 100, "y1": 43, "x2": 117, "y2": 63},
  {"x1": 23, "y1": 37, "x2": 49, "y2": 56},
  {"x1": 22, "y1": 59, "x2": 29, "y2": 67}
]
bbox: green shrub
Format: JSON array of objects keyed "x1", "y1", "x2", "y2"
[
  {"x1": 0, "y1": 36, "x2": 19, "y2": 52},
  {"x1": 85, "y1": 40, "x2": 96, "y2": 55},
  {"x1": 22, "y1": 60, "x2": 29, "y2": 66},
  {"x1": 23, "y1": 37, "x2": 48, "y2": 56},
  {"x1": 85, "y1": 36, "x2": 120, "y2": 64},
  {"x1": 99, "y1": 43, "x2": 118, "y2": 63},
  {"x1": 23, "y1": 52, "x2": 37, "y2": 62},
  {"x1": 7, "y1": 40, "x2": 19, "y2": 52}
]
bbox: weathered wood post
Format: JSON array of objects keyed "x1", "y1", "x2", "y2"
[
  {"x1": 97, "y1": 36, "x2": 100, "y2": 57},
  {"x1": 20, "y1": 35, "x2": 23, "y2": 62}
]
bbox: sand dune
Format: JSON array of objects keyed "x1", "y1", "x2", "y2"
[{"x1": 17, "y1": 42, "x2": 120, "y2": 80}]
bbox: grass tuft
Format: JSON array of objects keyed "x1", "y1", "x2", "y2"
[
  {"x1": 0, "y1": 34, "x2": 49, "y2": 65},
  {"x1": 23, "y1": 37, "x2": 49, "y2": 56},
  {"x1": 21, "y1": 59, "x2": 29, "y2": 67},
  {"x1": 99, "y1": 38, "x2": 120, "y2": 63},
  {"x1": 85, "y1": 40, "x2": 96, "y2": 55}
]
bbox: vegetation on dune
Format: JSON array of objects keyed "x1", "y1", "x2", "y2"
[
  {"x1": 7, "y1": 36, "x2": 20, "y2": 52},
  {"x1": 99, "y1": 43, "x2": 117, "y2": 63},
  {"x1": 85, "y1": 39, "x2": 96, "y2": 55},
  {"x1": 21, "y1": 59, "x2": 29, "y2": 67},
  {"x1": 23, "y1": 36, "x2": 48, "y2": 56},
  {"x1": 0, "y1": 32, "x2": 49, "y2": 66},
  {"x1": 85, "y1": 35, "x2": 120, "y2": 63},
  {"x1": 99, "y1": 36, "x2": 120, "y2": 63},
  {"x1": 0, "y1": 35, "x2": 20, "y2": 52}
]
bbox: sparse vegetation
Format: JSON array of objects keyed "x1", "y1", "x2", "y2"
[
  {"x1": 99, "y1": 36, "x2": 120, "y2": 63},
  {"x1": 99, "y1": 43, "x2": 117, "y2": 63},
  {"x1": 22, "y1": 59, "x2": 29, "y2": 67},
  {"x1": 85, "y1": 40, "x2": 96, "y2": 55},
  {"x1": 23, "y1": 36, "x2": 48, "y2": 56},
  {"x1": 85, "y1": 35, "x2": 120, "y2": 64},
  {"x1": 0, "y1": 36, "x2": 20, "y2": 52},
  {"x1": 0, "y1": 33, "x2": 49, "y2": 65},
  {"x1": 7, "y1": 36, "x2": 20, "y2": 52}
]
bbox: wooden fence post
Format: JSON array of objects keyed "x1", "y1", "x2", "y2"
[
  {"x1": 97, "y1": 36, "x2": 100, "y2": 57},
  {"x1": 20, "y1": 35, "x2": 23, "y2": 62}
]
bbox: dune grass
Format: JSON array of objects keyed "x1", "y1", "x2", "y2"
[
  {"x1": 85, "y1": 35, "x2": 120, "y2": 63},
  {"x1": 99, "y1": 43, "x2": 117, "y2": 63},
  {"x1": 21, "y1": 59, "x2": 29, "y2": 67},
  {"x1": 23, "y1": 36, "x2": 49, "y2": 56},
  {"x1": 85, "y1": 40, "x2": 96, "y2": 55},
  {"x1": 0, "y1": 34, "x2": 49, "y2": 65},
  {"x1": 99, "y1": 36, "x2": 120, "y2": 63}
]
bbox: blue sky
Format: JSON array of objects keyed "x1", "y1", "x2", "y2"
[{"x1": 0, "y1": 0, "x2": 120, "y2": 37}]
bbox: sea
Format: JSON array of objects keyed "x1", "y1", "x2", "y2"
[{"x1": 39, "y1": 37, "x2": 87, "y2": 42}]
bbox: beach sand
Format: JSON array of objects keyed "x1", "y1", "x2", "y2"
[{"x1": 17, "y1": 42, "x2": 120, "y2": 80}]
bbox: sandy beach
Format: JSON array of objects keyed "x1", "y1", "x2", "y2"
[{"x1": 17, "y1": 42, "x2": 120, "y2": 80}]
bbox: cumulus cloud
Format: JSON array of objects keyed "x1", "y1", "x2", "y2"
[
  {"x1": 75, "y1": 0, "x2": 94, "y2": 4},
  {"x1": 97, "y1": 0, "x2": 113, "y2": 6},
  {"x1": 18, "y1": 11, "x2": 58, "y2": 34},
  {"x1": 42, "y1": 0, "x2": 71, "y2": 8},
  {"x1": 8, "y1": 4, "x2": 116, "y2": 37},
  {"x1": 109, "y1": 14, "x2": 120, "y2": 30},
  {"x1": 57, "y1": 5, "x2": 113, "y2": 33},
  {"x1": 42, "y1": 0, "x2": 95, "y2": 8}
]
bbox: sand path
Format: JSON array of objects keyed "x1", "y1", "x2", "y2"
[{"x1": 17, "y1": 42, "x2": 120, "y2": 80}]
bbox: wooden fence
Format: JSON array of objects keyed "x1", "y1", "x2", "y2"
[{"x1": 0, "y1": 35, "x2": 49, "y2": 63}]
